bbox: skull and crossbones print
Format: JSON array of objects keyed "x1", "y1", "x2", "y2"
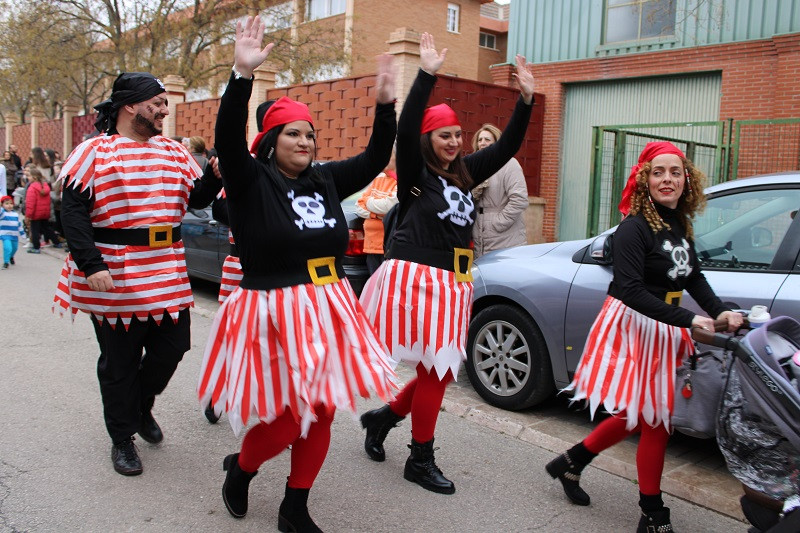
[
  {"x1": 662, "y1": 238, "x2": 693, "y2": 280},
  {"x1": 436, "y1": 177, "x2": 474, "y2": 227},
  {"x1": 288, "y1": 190, "x2": 336, "y2": 230}
]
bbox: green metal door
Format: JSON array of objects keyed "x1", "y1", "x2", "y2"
[{"x1": 558, "y1": 72, "x2": 722, "y2": 240}]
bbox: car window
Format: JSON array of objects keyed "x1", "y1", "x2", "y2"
[{"x1": 694, "y1": 187, "x2": 800, "y2": 270}]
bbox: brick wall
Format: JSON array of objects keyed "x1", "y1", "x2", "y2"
[
  {"x1": 13, "y1": 124, "x2": 31, "y2": 163},
  {"x1": 263, "y1": 72, "x2": 543, "y2": 192},
  {"x1": 37, "y1": 119, "x2": 63, "y2": 157},
  {"x1": 491, "y1": 33, "x2": 800, "y2": 241},
  {"x1": 176, "y1": 98, "x2": 221, "y2": 147},
  {"x1": 72, "y1": 114, "x2": 98, "y2": 148}
]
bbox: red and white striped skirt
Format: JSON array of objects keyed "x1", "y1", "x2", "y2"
[
  {"x1": 566, "y1": 296, "x2": 695, "y2": 431},
  {"x1": 198, "y1": 277, "x2": 396, "y2": 437},
  {"x1": 359, "y1": 259, "x2": 473, "y2": 381},
  {"x1": 218, "y1": 255, "x2": 242, "y2": 304}
]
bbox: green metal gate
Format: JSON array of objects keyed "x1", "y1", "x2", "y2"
[{"x1": 588, "y1": 118, "x2": 800, "y2": 237}]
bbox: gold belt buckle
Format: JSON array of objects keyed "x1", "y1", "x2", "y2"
[
  {"x1": 307, "y1": 256, "x2": 339, "y2": 286},
  {"x1": 665, "y1": 290, "x2": 683, "y2": 306},
  {"x1": 148, "y1": 225, "x2": 173, "y2": 248},
  {"x1": 453, "y1": 247, "x2": 474, "y2": 282}
]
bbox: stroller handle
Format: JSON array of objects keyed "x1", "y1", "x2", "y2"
[{"x1": 690, "y1": 318, "x2": 745, "y2": 350}]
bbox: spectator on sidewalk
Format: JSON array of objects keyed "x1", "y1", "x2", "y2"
[
  {"x1": 470, "y1": 123, "x2": 528, "y2": 259},
  {"x1": 355, "y1": 148, "x2": 397, "y2": 274},
  {"x1": 25, "y1": 168, "x2": 59, "y2": 254}
]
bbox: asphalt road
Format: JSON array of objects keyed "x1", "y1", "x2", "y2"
[{"x1": 0, "y1": 249, "x2": 747, "y2": 532}]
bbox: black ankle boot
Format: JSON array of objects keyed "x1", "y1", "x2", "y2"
[
  {"x1": 637, "y1": 507, "x2": 673, "y2": 532},
  {"x1": 278, "y1": 483, "x2": 323, "y2": 532},
  {"x1": 222, "y1": 453, "x2": 258, "y2": 519},
  {"x1": 545, "y1": 444, "x2": 594, "y2": 506},
  {"x1": 360, "y1": 404, "x2": 404, "y2": 462},
  {"x1": 403, "y1": 438, "x2": 455, "y2": 495}
]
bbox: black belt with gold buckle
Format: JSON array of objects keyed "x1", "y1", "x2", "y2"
[
  {"x1": 240, "y1": 257, "x2": 345, "y2": 291},
  {"x1": 93, "y1": 224, "x2": 180, "y2": 248},
  {"x1": 386, "y1": 242, "x2": 474, "y2": 282}
]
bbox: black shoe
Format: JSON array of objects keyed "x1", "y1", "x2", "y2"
[
  {"x1": 205, "y1": 401, "x2": 220, "y2": 424},
  {"x1": 637, "y1": 507, "x2": 673, "y2": 533},
  {"x1": 403, "y1": 438, "x2": 455, "y2": 495},
  {"x1": 278, "y1": 482, "x2": 323, "y2": 532},
  {"x1": 360, "y1": 404, "x2": 404, "y2": 462},
  {"x1": 138, "y1": 411, "x2": 163, "y2": 444},
  {"x1": 111, "y1": 437, "x2": 143, "y2": 476},
  {"x1": 545, "y1": 452, "x2": 591, "y2": 506},
  {"x1": 9, "y1": 257, "x2": 14, "y2": 265},
  {"x1": 2, "y1": 263, "x2": 7, "y2": 269},
  {"x1": 222, "y1": 453, "x2": 258, "y2": 519}
]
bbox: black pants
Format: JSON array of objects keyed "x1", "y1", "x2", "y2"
[
  {"x1": 91, "y1": 309, "x2": 191, "y2": 443},
  {"x1": 366, "y1": 254, "x2": 384, "y2": 275},
  {"x1": 29, "y1": 219, "x2": 58, "y2": 249}
]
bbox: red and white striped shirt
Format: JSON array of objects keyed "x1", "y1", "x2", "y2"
[{"x1": 53, "y1": 135, "x2": 202, "y2": 327}]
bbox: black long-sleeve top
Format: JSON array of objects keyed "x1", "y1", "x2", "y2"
[
  {"x1": 607, "y1": 203, "x2": 730, "y2": 328},
  {"x1": 214, "y1": 73, "x2": 396, "y2": 279},
  {"x1": 61, "y1": 154, "x2": 222, "y2": 277},
  {"x1": 392, "y1": 69, "x2": 533, "y2": 254}
]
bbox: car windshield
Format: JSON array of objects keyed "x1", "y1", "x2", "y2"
[{"x1": 694, "y1": 187, "x2": 800, "y2": 270}]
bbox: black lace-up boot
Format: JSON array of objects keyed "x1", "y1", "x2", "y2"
[
  {"x1": 278, "y1": 482, "x2": 323, "y2": 532},
  {"x1": 637, "y1": 492, "x2": 673, "y2": 533},
  {"x1": 111, "y1": 437, "x2": 142, "y2": 476},
  {"x1": 545, "y1": 442, "x2": 596, "y2": 506},
  {"x1": 360, "y1": 404, "x2": 404, "y2": 462},
  {"x1": 222, "y1": 453, "x2": 258, "y2": 518},
  {"x1": 403, "y1": 438, "x2": 455, "y2": 495}
]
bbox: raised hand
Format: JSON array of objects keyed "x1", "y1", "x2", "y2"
[
  {"x1": 419, "y1": 32, "x2": 447, "y2": 75},
  {"x1": 511, "y1": 54, "x2": 535, "y2": 105},
  {"x1": 375, "y1": 54, "x2": 396, "y2": 104},
  {"x1": 233, "y1": 16, "x2": 275, "y2": 79}
]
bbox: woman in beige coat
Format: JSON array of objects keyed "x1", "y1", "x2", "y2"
[{"x1": 470, "y1": 124, "x2": 528, "y2": 259}]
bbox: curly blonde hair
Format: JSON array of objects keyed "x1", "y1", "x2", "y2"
[{"x1": 627, "y1": 157, "x2": 708, "y2": 239}]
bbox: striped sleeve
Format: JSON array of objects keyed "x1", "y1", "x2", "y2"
[{"x1": 60, "y1": 138, "x2": 100, "y2": 196}]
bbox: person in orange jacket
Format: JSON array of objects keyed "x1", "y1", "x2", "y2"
[{"x1": 355, "y1": 148, "x2": 397, "y2": 274}]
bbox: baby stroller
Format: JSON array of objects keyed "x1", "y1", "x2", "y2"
[{"x1": 696, "y1": 317, "x2": 800, "y2": 533}]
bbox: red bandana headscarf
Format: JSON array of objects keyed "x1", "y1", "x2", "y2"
[
  {"x1": 618, "y1": 141, "x2": 686, "y2": 216},
  {"x1": 421, "y1": 103, "x2": 461, "y2": 134},
  {"x1": 249, "y1": 96, "x2": 315, "y2": 154}
]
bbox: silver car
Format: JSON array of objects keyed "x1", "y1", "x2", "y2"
[{"x1": 466, "y1": 172, "x2": 800, "y2": 410}]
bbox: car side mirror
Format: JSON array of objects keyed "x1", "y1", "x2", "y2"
[
  {"x1": 590, "y1": 234, "x2": 613, "y2": 265},
  {"x1": 751, "y1": 226, "x2": 772, "y2": 248}
]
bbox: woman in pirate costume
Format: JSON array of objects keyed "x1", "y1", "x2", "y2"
[
  {"x1": 197, "y1": 16, "x2": 396, "y2": 531},
  {"x1": 545, "y1": 141, "x2": 743, "y2": 532},
  {"x1": 358, "y1": 33, "x2": 535, "y2": 494}
]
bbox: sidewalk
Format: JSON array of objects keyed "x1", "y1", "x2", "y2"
[{"x1": 424, "y1": 366, "x2": 745, "y2": 522}]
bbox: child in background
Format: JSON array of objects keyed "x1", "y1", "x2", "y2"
[
  {"x1": 0, "y1": 195, "x2": 21, "y2": 268},
  {"x1": 25, "y1": 167, "x2": 59, "y2": 254}
]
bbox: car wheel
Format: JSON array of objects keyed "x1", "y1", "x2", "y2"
[{"x1": 466, "y1": 304, "x2": 555, "y2": 410}]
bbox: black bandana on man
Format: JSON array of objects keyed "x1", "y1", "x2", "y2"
[{"x1": 94, "y1": 72, "x2": 167, "y2": 135}]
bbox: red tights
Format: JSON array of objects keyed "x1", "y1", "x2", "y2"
[
  {"x1": 237, "y1": 404, "x2": 335, "y2": 489},
  {"x1": 388, "y1": 363, "x2": 453, "y2": 443},
  {"x1": 583, "y1": 414, "x2": 670, "y2": 495}
]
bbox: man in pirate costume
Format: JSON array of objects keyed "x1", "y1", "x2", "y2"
[{"x1": 54, "y1": 72, "x2": 222, "y2": 476}]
